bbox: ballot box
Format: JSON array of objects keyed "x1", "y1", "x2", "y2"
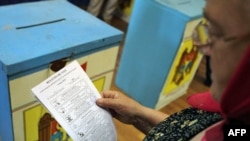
[
  {"x1": 0, "y1": 1, "x2": 123, "y2": 141},
  {"x1": 115, "y1": 0, "x2": 205, "y2": 109}
]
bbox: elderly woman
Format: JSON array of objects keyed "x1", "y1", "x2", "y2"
[{"x1": 96, "y1": 0, "x2": 250, "y2": 140}]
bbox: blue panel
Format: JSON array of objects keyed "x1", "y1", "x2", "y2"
[
  {"x1": 115, "y1": 0, "x2": 204, "y2": 108},
  {"x1": 0, "y1": 62, "x2": 13, "y2": 141},
  {"x1": 154, "y1": 0, "x2": 205, "y2": 18},
  {"x1": 0, "y1": 0, "x2": 123, "y2": 76}
]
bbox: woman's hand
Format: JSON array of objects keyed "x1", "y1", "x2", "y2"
[
  {"x1": 96, "y1": 90, "x2": 168, "y2": 134},
  {"x1": 96, "y1": 90, "x2": 143, "y2": 124}
]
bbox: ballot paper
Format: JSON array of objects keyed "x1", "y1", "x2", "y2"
[{"x1": 31, "y1": 60, "x2": 117, "y2": 141}]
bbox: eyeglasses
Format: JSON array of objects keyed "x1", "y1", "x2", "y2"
[{"x1": 192, "y1": 19, "x2": 250, "y2": 55}]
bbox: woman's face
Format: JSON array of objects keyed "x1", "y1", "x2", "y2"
[{"x1": 204, "y1": 0, "x2": 250, "y2": 101}]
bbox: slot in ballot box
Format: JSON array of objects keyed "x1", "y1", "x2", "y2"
[
  {"x1": 0, "y1": 0, "x2": 123, "y2": 140},
  {"x1": 115, "y1": 0, "x2": 205, "y2": 109}
]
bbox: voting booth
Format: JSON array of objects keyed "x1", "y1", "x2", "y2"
[
  {"x1": 0, "y1": 0, "x2": 123, "y2": 140},
  {"x1": 116, "y1": 0, "x2": 205, "y2": 109}
]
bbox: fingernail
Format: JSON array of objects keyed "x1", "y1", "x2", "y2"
[{"x1": 96, "y1": 99, "x2": 103, "y2": 104}]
